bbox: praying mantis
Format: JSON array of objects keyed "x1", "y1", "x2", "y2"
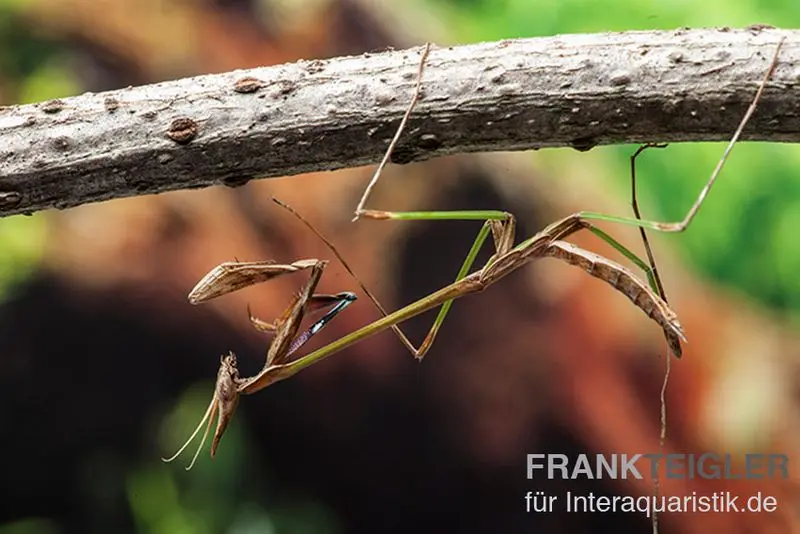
[{"x1": 163, "y1": 39, "x2": 783, "y2": 470}]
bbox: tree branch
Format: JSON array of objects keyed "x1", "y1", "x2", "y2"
[{"x1": 0, "y1": 27, "x2": 797, "y2": 217}]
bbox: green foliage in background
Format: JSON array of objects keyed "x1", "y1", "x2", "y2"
[
  {"x1": 0, "y1": 213, "x2": 46, "y2": 299},
  {"x1": 430, "y1": 0, "x2": 800, "y2": 314}
]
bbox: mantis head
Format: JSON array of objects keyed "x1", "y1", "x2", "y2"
[{"x1": 162, "y1": 352, "x2": 241, "y2": 470}]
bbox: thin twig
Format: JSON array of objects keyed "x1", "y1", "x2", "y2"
[{"x1": 352, "y1": 42, "x2": 431, "y2": 220}]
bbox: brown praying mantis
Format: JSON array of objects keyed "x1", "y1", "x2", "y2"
[
  {"x1": 162, "y1": 39, "x2": 783, "y2": 470},
  {"x1": 163, "y1": 202, "x2": 685, "y2": 471}
]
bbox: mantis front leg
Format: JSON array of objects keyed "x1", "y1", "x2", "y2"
[
  {"x1": 164, "y1": 259, "x2": 357, "y2": 469},
  {"x1": 248, "y1": 292, "x2": 358, "y2": 356}
]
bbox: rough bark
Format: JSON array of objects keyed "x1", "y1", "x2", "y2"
[{"x1": 0, "y1": 27, "x2": 797, "y2": 217}]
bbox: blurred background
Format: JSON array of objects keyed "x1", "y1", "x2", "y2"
[{"x1": 2, "y1": 1, "x2": 800, "y2": 533}]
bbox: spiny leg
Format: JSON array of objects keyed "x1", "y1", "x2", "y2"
[
  {"x1": 262, "y1": 260, "x2": 327, "y2": 367},
  {"x1": 188, "y1": 259, "x2": 319, "y2": 304},
  {"x1": 241, "y1": 264, "x2": 359, "y2": 368},
  {"x1": 246, "y1": 303, "x2": 279, "y2": 333},
  {"x1": 248, "y1": 292, "x2": 358, "y2": 357}
]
